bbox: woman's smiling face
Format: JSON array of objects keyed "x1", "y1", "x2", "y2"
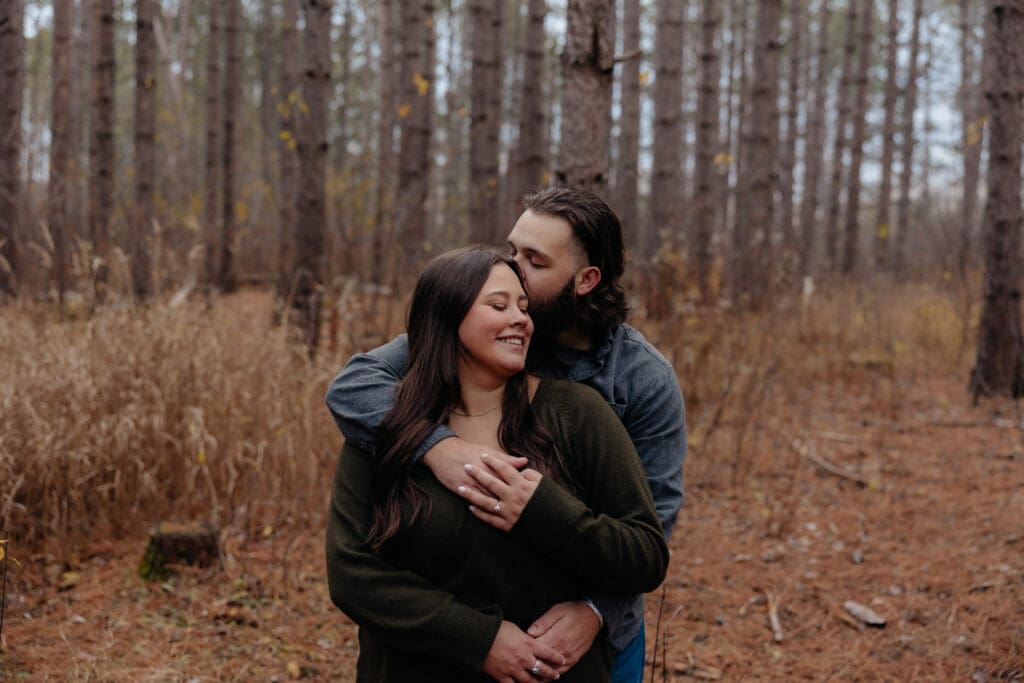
[{"x1": 457, "y1": 264, "x2": 534, "y2": 382}]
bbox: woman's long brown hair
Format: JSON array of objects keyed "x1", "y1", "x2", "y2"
[{"x1": 367, "y1": 247, "x2": 566, "y2": 552}]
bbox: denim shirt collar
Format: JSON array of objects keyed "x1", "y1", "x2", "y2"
[{"x1": 528, "y1": 327, "x2": 617, "y2": 382}]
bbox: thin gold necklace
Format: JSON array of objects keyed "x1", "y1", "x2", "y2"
[{"x1": 452, "y1": 401, "x2": 503, "y2": 418}]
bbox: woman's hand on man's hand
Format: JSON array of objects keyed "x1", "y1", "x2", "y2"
[
  {"x1": 483, "y1": 620, "x2": 565, "y2": 682},
  {"x1": 458, "y1": 454, "x2": 541, "y2": 531}
]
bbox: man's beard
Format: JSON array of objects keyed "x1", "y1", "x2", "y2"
[{"x1": 529, "y1": 276, "x2": 578, "y2": 338}]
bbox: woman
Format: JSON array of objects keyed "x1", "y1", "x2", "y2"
[{"x1": 326, "y1": 247, "x2": 668, "y2": 682}]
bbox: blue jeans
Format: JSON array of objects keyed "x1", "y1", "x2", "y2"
[{"x1": 609, "y1": 623, "x2": 645, "y2": 683}]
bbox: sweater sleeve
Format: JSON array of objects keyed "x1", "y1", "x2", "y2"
[
  {"x1": 325, "y1": 444, "x2": 502, "y2": 672},
  {"x1": 509, "y1": 384, "x2": 669, "y2": 594}
]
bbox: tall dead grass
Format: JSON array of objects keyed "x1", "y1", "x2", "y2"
[{"x1": 1, "y1": 276, "x2": 973, "y2": 557}]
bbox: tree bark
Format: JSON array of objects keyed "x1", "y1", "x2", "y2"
[
  {"x1": 468, "y1": 0, "x2": 504, "y2": 244},
  {"x1": 691, "y1": 0, "x2": 721, "y2": 301},
  {"x1": 894, "y1": 0, "x2": 923, "y2": 278},
  {"x1": 219, "y1": 0, "x2": 241, "y2": 293},
  {"x1": 511, "y1": 0, "x2": 549, "y2": 204},
  {"x1": 89, "y1": 0, "x2": 116, "y2": 300},
  {"x1": 612, "y1": 0, "x2": 640, "y2": 252},
  {"x1": 797, "y1": 0, "x2": 830, "y2": 275},
  {"x1": 732, "y1": 0, "x2": 782, "y2": 308},
  {"x1": 0, "y1": 0, "x2": 24, "y2": 297},
  {"x1": 873, "y1": 0, "x2": 899, "y2": 270},
  {"x1": 133, "y1": 0, "x2": 157, "y2": 300},
  {"x1": 257, "y1": 0, "x2": 277, "y2": 207},
  {"x1": 823, "y1": 0, "x2": 857, "y2": 272},
  {"x1": 650, "y1": 0, "x2": 687, "y2": 258},
  {"x1": 395, "y1": 0, "x2": 436, "y2": 274},
  {"x1": 555, "y1": 0, "x2": 615, "y2": 194},
  {"x1": 276, "y1": 0, "x2": 299, "y2": 304},
  {"x1": 969, "y1": 0, "x2": 1024, "y2": 398},
  {"x1": 49, "y1": 0, "x2": 74, "y2": 302},
  {"x1": 840, "y1": 0, "x2": 873, "y2": 275},
  {"x1": 293, "y1": 0, "x2": 332, "y2": 350}
]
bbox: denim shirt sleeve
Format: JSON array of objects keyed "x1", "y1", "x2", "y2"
[
  {"x1": 623, "y1": 362, "x2": 686, "y2": 540},
  {"x1": 324, "y1": 334, "x2": 456, "y2": 457}
]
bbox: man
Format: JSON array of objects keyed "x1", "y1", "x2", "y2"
[{"x1": 326, "y1": 186, "x2": 686, "y2": 682}]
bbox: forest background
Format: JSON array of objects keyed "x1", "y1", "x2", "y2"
[{"x1": 1, "y1": 0, "x2": 1023, "y2": 680}]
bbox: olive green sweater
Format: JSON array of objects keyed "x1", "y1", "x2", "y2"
[{"x1": 325, "y1": 379, "x2": 669, "y2": 682}]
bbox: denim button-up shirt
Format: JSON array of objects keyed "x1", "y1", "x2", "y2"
[{"x1": 325, "y1": 324, "x2": 686, "y2": 654}]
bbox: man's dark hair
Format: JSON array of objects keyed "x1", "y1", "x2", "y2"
[{"x1": 522, "y1": 186, "x2": 628, "y2": 339}]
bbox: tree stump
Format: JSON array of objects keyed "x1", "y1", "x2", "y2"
[{"x1": 138, "y1": 522, "x2": 220, "y2": 581}]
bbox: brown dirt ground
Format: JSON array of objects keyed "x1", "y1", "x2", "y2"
[{"x1": 3, "y1": 356, "x2": 1023, "y2": 681}]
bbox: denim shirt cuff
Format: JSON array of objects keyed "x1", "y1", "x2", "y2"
[{"x1": 412, "y1": 426, "x2": 457, "y2": 461}]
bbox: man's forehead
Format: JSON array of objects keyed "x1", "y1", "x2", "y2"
[{"x1": 507, "y1": 211, "x2": 576, "y2": 254}]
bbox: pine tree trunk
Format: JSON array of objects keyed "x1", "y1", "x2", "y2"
[
  {"x1": 0, "y1": 0, "x2": 24, "y2": 297},
  {"x1": 732, "y1": 0, "x2": 782, "y2": 308},
  {"x1": 612, "y1": 0, "x2": 640, "y2": 252},
  {"x1": 257, "y1": 0, "x2": 277, "y2": 208},
  {"x1": 69, "y1": 0, "x2": 88, "y2": 249},
  {"x1": 469, "y1": 0, "x2": 504, "y2": 244},
  {"x1": 555, "y1": 0, "x2": 614, "y2": 194},
  {"x1": 959, "y1": 0, "x2": 983, "y2": 273},
  {"x1": 777, "y1": 0, "x2": 803, "y2": 252},
  {"x1": 203, "y1": 0, "x2": 222, "y2": 293},
  {"x1": 372, "y1": 0, "x2": 396, "y2": 287},
  {"x1": 873, "y1": 0, "x2": 899, "y2": 270},
  {"x1": 797, "y1": 0, "x2": 830, "y2": 275},
  {"x1": 969, "y1": 0, "x2": 1024, "y2": 398},
  {"x1": 894, "y1": 0, "x2": 923, "y2": 278},
  {"x1": 511, "y1": 0, "x2": 548, "y2": 203},
  {"x1": 49, "y1": 0, "x2": 74, "y2": 303},
  {"x1": 823, "y1": 0, "x2": 857, "y2": 272},
  {"x1": 650, "y1": 0, "x2": 686, "y2": 258},
  {"x1": 692, "y1": 0, "x2": 721, "y2": 301},
  {"x1": 719, "y1": 0, "x2": 744, "y2": 252},
  {"x1": 133, "y1": 0, "x2": 157, "y2": 300},
  {"x1": 89, "y1": 0, "x2": 116, "y2": 301},
  {"x1": 277, "y1": 0, "x2": 299, "y2": 303},
  {"x1": 293, "y1": 0, "x2": 332, "y2": 351},
  {"x1": 219, "y1": 0, "x2": 240, "y2": 293},
  {"x1": 395, "y1": 0, "x2": 436, "y2": 274},
  {"x1": 840, "y1": 0, "x2": 873, "y2": 275}
]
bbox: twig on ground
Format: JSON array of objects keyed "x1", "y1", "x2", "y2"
[
  {"x1": 766, "y1": 591, "x2": 784, "y2": 642},
  {"x1": 797, "y1": 440, "x2": 868, "y2": 487}
]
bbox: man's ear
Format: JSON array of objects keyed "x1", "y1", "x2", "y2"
[{"x1": 575, "y1": 266, "x2": 601, "y2": 296}]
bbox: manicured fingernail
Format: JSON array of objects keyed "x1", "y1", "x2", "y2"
[
  {"x1": 481, "y1": 453, "x2": 489, "y2": 459},
  {"x1": 464, "y1": 464, "x2": 473, "y2": 471},
  {"x1": 457, "y1": 486, "x2": 466, "y2": 493},
  {"x1": 468, "y1": 505, "x2": 476, "y2": 513}
]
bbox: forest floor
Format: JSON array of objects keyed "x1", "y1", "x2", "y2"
[{"x1": 2, "y1": 288, "x2": 1023, "y2": 681}]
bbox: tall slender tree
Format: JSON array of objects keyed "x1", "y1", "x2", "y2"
[
  {"x1": 257, "y1": 0, "x2": 278, "y2": 200},
  {"x1": 203, "y1": 0, "x2": 222, "y2": 292},
  {"x1": 89, "y1": 0, "x2": 116, "y2": 300},
  {"x1": 612, "y1": 0, "x2": 640, "y2": 243},
  {"x1": 372, "y1": 0, "x2": 396, "y2": 286},
  {"x1": 732, "y1": 0, "x2": 782, "y2": 307},
  {"x1": 219, "y1": 0, "x2": 241, "y2": 292},
  {"x1": 650, "y1": 0, "x2": 687, "y2": 257},
  {"x1": 469, "y1": 0, "x2": 504, "y2": 243},
  {"x1": 777, "y1": 0, "x2": 803, "y2": 249},
  {"x1": 840, "y1": 0, "x2": 873, "y2": 274},
  {"x1": 692, "y1": 0, "x2": 721, "y2": 300},
  {"x1": 823, "y1": 0, "x2": 857, "y2": 272},
  {"x1": 958, "y1": 0, "x2": 983, "y2": 273},
  {"x1": 0, "y1": 0, "x2": 25, "y2": 297},
  {"x1": 276, "y1": 0, "x2": 299, "y2": 304},
  {"x1": 133, "y1": 0, "x2": 157, "y2": 299},
  {"x1": 555, "y1": 0, "x2": 615, "y2": 194},
  {"x1": 797, "y1": 0, "x2": 830, "y2": 275},
  {"x1": 874, "y1": 0, "x2": 899, "y2": 269},
  {"x1": 395, "y1": 0, "x2": 436, "y2": 273},
  {"x1": 894, "y1": 0, "x2": 923, "y2": 277},
  {"x1": 293, "y1": 0, "x2": 332, "y2": 349},
  {"x1": 49, "y1": 0, "x2": 74, "y2": 302},
  {"x1": 510, "y1": 0, "x2": 549, "y2": 203},
  {"x1": 969, "y1": 0, "x2": 1024, "y2": 398}
]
